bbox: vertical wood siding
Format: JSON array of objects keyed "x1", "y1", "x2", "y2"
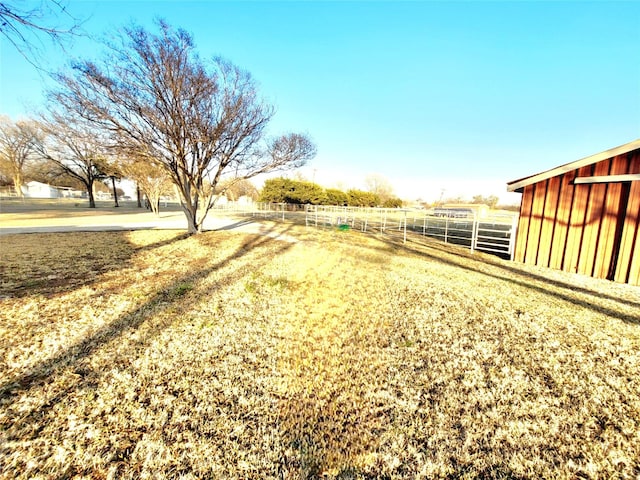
[
  {"x1": 563, "y1": 165, "x2": 592, "y2": 274},
  {"x1": 577, "y1": 161, "x2": 609, "y2": 276},
  {"x1": 515, "y1": 185, "x2": 534, "y2": 263},
  {"x1": 525, "y1": 181, "x2": 547, "y2": 264},
  {"x1": 594, "y1": 155, "x2": 628, "y2": 279},
  {"x1": 514, "y1": 149, "x2": 640, "y2": 285},
  {"x1": 625, "y1": 181, "x2": 640, "y2": 285},
  {"x1": 549, "y1": 170, "x2": 576, "y2": 270},
  {"x1": 616, "y1": 151, "x2": 640, "y2": 284},
  {"x1": 538, "y1": 176, "x2": 561, "y2": 267}
]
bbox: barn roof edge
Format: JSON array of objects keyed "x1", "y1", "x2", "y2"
[{"x1": 506, "y1": 139, "x2": 640, "y2": 193}]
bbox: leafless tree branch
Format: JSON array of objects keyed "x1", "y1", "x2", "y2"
[
  {"x1": 0, "y1": 115, "x2": 41, "y2": 197},
  {"x1": 0, "y1": 0, "x2": 85, "y2": 68},
  {"x1": 47, "y1": 20, "x2": 316, "y2": 233}
]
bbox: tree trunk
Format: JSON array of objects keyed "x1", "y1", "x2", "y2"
[
  {"x1": 182, "y1": 204, "x2": 201, "y2": 235},
  {"x1": 148, "y1": 192, "x2": 161, "y2": 216},
  {"x1": 89, "y1": 188, "x2": 96, "y2": 208},
  {"x1": 111, "y1": 176, "x2": 119, "y2": 207},
  {"x1": 14, "y1": 171, "x2": 24, "y2": 199},
  {"x1": 88, "y1": 186, "x2": 96, "y2": 208},
  {"x1": 137, "y1": 185, "x2": 142, "y2": 208}
]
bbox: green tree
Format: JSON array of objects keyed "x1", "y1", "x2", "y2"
[
  {"x1": 382, "y1": 197, "x2": 403, "y2": 208},
  {"x1": 324, "y1": 188, "x2": 348, "y2": 206},
  {"x1": 260, "y1": 177, "x2": 294, "y2": 203},
  {"x1": 260, "y1": 178, "x2": 326, "y2": 204},
  {"x1": 347, "y1": 189, "x2": 379, "y2": 207},
  {"x1": 291, "y1": 181, "x2": 326, "y2": 204}
]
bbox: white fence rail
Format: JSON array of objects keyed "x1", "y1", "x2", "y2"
[
  {"x1": 212, "y1": 203, "x2": 518, "y2": 259},
  {"x1": 300, "y1": 205, "x2": 518, "y2": 259}
]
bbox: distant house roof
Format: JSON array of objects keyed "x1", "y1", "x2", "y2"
[{"x1": 507, "y1": 139, "x2": 640, "y2": 193}]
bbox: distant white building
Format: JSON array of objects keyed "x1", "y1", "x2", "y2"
[
  {"x1": 58, "y1": 186, "x2": 85, "y2": 198},
  {"x1": 213, "y1": 195, "x2": 229, "y2": 205},
  {"x1": 21, "y1": 181, "x2": 60, "y2": 199},
  {"x1": 96, "y1": 191, "x2": 112, "y2": 200},
  {"x1": 236, "y1": 195, "x2": 254, "y2": 205},
  {"x1": 442, "y1": 203, "x2": 490, "y2": 218}
]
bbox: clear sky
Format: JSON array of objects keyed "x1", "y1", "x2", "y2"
[{"x1": 1, "y1": 0, "x2": 639, "y2": 203}]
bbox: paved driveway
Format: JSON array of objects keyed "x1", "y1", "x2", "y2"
[{"x1": 0, "y1": 213, "x2": 299, "y2": 242}]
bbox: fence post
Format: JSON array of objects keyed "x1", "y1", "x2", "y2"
[
  {"x1": 444, "y1": 217, "x2": 448, "y2": 244},
  {"x1": 403, "y1": 210, "x2": 407, "y2": 244},
  {"x1": 509, "y1": 214, "x2": 518, "y2": 261},
  {"x1": 470, "y1": 214, "x2": 479, "y2": 253}
]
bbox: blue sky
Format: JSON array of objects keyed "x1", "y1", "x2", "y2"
[{"x1": 1, "y1": 1, "x2": 639, "y2": 203}]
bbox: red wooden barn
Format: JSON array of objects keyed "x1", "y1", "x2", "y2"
[{"x1": 507, "y1": 139, "x2": 640, "y2": 285}]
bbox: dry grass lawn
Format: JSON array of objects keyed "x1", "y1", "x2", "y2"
[{"x1": 0, "y1": 223, "x2": 639, "y2": 479}]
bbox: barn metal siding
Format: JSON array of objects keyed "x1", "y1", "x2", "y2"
[{"x1": 514, "y1": 149, "x2": 640, "y2": 285}]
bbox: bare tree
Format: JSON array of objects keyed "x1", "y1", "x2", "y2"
[
  {"x1": 37, "y1": 114, "x2": 107, "y2": 208},
  {"x1": 365, "y1": 173, "x2": 394, "y2": 205},
  {"x1": 120, "y1": 156, "x2": 172, "y2": 215},
  {"x1": 472, "y1": 194, "x2": 499, "y2": 208},
  {"x1": 0, "y1": 116, "x2": 41, "y2": 197},
  {"x1": 48, "y1": 21, "x2": 316, "y2": 234},
  {"x1": 0, "y1": 0, "x2": 83, "y2": 65},
  {"x1": 217, "y1": 177, "x2": 259, "y2": 202}
]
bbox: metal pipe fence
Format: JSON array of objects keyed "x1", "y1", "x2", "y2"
[
  {"x1": 209, "y1": 202, "x2": 518, "y2": 259},
  {"x1": 302, "y1": 205, "x2": 518, "y2": 259}
]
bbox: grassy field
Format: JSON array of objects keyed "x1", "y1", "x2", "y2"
[{"x1": 0, "y1": 223, "x2": 639, "y2": 479}]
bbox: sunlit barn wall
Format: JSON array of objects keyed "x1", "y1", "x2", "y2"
[{"x1": 512, "y1": 147, "x2": 640, "y2": 285}]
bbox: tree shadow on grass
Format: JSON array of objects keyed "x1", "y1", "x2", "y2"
[
  {"x1": 367, "y1": 231, "x2": 640, "y2": 325},
  {"x1": 212, "y1": 218, "x2": 257, "y2": 231},
  {"x1": 424, "y1": 233, "x2": 640, "y2": 309},
  {"x1": 0, "y1": 230, "x2": 192, "y2": 299},
  {"x1": 0, "y1": 224, "x2": 296, "y2": 437}
]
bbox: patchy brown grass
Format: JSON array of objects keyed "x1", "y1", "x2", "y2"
[{"x1": 0, "y1": 224, "x2": 639, "y2": 479}]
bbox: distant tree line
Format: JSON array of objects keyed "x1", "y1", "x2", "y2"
[{"x1": 259, "y1": 177, "x2": 403, "y2": 208}]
